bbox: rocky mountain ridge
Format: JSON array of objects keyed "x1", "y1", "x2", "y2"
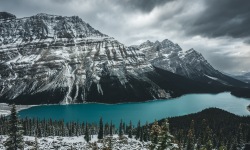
[
  {"x1": 135, "y1": 39, "x2": 249, "y2": 88},
  {"x1": 0, "y1": 12, "x2": 248, "y2": 104},
  {"x1": 136, "y1": 39, "x2": 219, "y2": 79}
]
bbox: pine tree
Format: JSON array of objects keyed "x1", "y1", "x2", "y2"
[
  {"x1": 84, "y1": 122, "x2": 90, "y2": 142},
  {"x1": 237, "y1": 124, "x2": 244, "y2": 149},
  {"x1": 0, "y1": 135, "x2": 3, "y2": 145},
  {"x1": 150, "y1": 120, "x2": 161, "y2": 149},
  {"x1": 186, "y1": 120, "x2": 195, "y2": 150},
  {"x1": 36, "y1": 123, "x2": 42, "y2": 137},
  {"x1": 231, "y1": 138, "x2": 237, "y2": 150},
  {"x1": 98, "y1": 117, "x2": 103, "y2": 139},
  {"x1": 136, "y1": 120, "x2": 141, "y2": 140},
  {"x1": 205, "y1": 125, "x2": 213, "y2": 150},
  {"x1": 109, "y1": 121, "x2": 113, "y2": 136},
  {"x1": 4, "y1": 104, "x2": 24, "y2": 150},
  {"x1": 218, "y1": 141, "x2": 226, "y2": 150},
  {"x1": 160, "y1": 119, "x2": 173, "y2": 150},
  {"x1": 201, "y1": 119, "x2": 207, "y2": 145},
  {"x1": 140, "y1": 127, "x2": 144, "y2": 142},
  {"x1": 108, "y1": 137, "x2": 112, "y2": 150},
  {"x1": 119, "y1": 120, "x2": 123, "y2": 138},
  {"x1": 104, "y1": 123, "x2": 109, "y2": 136},
  {"x1": 123, "y1": 122, "x2": 126, "y2": 134},
  {"x1": 128, "y1": 120, "x2": 132, "y2": 138},
  {"x1": 143, "y1": 122, "x2": 149, "y2": 142},
  {"x1": 247, "y1": 128, "x2": 250, "y2": 143}
]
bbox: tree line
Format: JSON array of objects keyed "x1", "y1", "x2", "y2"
[{"x1": 0, "y1": 105, "x2": 249, "y2": 150}]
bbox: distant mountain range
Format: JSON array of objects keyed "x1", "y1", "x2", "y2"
[
  {"x1": 0, "y1": 12, "x2": 249, "y2": 104},
  {"x1": 229, "y1": 72, "x2": 250, "y2": 84}
]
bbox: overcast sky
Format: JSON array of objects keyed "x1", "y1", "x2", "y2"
[{"x1": 1, "y1": 0, "x2": 250, "y2": 74}]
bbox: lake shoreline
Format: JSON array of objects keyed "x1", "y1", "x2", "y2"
[
  {"x1": 1, "y1": 92, "x2": 249, "y2": 117},
  {"x1": 8, "y1": 92, "x2": 233, "y2": 106},
  {"x1": 0, "y1": 103, "x2": 36, "y2": 116},
  {"x1": 1, "y1": 91, "x2": 242, "y2": 106},
  {"x1": 16, "y1": 93, "x2": 250, "y2": 127}
]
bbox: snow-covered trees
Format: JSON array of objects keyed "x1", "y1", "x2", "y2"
[
  {"x1": 150, "y1": 119, "x2": 176, "y2": 150},
  {"x1": 237, "y1": 124, "x2": 245, "y2": 149},
  {"x1": 34, "y1": 136, "x2": 39, "y2": 150},
  {"x1": 150, "y1": 120, "x2": 161, "y2": 149},
  {"x1": 186, "y1": 120, "x2": 195, "y2": 150},
  {"x1": 4, "y1": 104, "x2": 24, "y2": 150},
  {"x1": 0, "y1": 107, "x2": 248, "y2": 149},
  {"x1": 160, "y1": 119, "x2": 175, "y2": 149}
]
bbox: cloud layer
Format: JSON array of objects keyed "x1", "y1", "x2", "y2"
[{"x1": 1, "y1": 0, "x2": 250, "y2": 73}]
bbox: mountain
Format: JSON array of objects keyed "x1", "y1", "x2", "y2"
[
  {"x1": 230, "y1": 72, "x2": 250, "y2": 84},
  {"x1": 0, "y1": 12, "x2": 249, "y2": 105},
  {"x1": 135, "y1": 39, "x2": 248, "y2": 87},
  {"x1": 0, "y1": 13, "x2": 164, "y2": 104},
  {"x1": 0, "y1": 12, "x2": 16, "y2": 20}
]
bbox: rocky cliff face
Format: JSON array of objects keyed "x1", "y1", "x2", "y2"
[
  {"x1": 0, "y1": 13, "x2": 247, "y2": 104},
  {"x1": 0, "y1": 13, "x2": 171, "y2": 104},
  {"x1": 136, "y1": 39, "x2": 248, "y2": 87},
  {"x1": 137, "y1": 39, "x2": 220, "y2": 79}
]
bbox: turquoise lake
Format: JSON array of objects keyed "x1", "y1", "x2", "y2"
[{"x1": 18, "y1": 92, "x2": 250, "y2": 127}]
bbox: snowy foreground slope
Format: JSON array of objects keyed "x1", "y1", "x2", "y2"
[
  {"x1": 0, "y1": 135, "x2": 154, "y2": 150},
  {"x1": 0, "y1": 12, "x2": 248, "y2": 104}
]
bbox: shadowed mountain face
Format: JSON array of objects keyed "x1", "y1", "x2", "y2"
[
  {"x1": 230, "y1": 72, "x2": 250, "y2": 84},
  {"x1": 0, "y1": 12, "x2": 16, "y2": 20},
  {"x1": 0, "y1": 12, "x2": 248, "y2": 105}
]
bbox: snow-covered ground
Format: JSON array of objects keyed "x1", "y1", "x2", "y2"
[
  {"x1": 0, "y1": 103, "x2": 35, "y2": 116},
  {"x1": 0, "y1": 134, "x2": 150, "y2": 150}
]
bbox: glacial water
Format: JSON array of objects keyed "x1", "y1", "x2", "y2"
[{"x1": 18, "y1": 92, "x2": 250, "y2": 126}]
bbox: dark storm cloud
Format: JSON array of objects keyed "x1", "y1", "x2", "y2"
[
  {"x1": 0, "y1": 0, "x2": 250, "y2": 73},
  {"x1": 0, "y1": 0, "x2": 51, "y2": 17},
  {"x1": 185, "y1": 0, "x2": 250, "y2": 39},
  {"x1": 114, "y1": 0, "x2": 173, "y2": 12}
]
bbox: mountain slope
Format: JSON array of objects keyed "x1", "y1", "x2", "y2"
[
  {"x1": 0, "y1": 12, "x2": 249, "y2": 104},
  {"x1": 0, "y1": 13, "x2": 170, "y2": 104},
  {"x1": 136, "y1": 39, "x2": 248, "y2": 88}
]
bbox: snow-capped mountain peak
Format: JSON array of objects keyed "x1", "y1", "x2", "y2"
[
  {"x1": 137, "y1": 39, "x2": 223, "y2": 79},
  {"x1": 184, "y1": 48, "x2": 202, "y2": 57},
  {"x1": 0, "y1": 13, "x2": 108, "y2": 47}
]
